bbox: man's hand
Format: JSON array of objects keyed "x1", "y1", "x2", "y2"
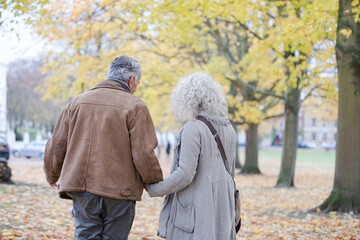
[{"x1": 50, "y1": 183, "x2": 58, "y2": 188}]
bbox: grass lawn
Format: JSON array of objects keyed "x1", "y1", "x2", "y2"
[{"x1": 258, "y1": 148, "x2": 336, "y2": 166}]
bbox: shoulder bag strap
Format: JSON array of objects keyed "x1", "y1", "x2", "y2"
[{"x1": 197, "y1": 116, "x2": 231, "y2": 174}]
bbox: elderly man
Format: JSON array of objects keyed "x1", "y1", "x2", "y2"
[{"x1": 43, "y1": 56, "x2": 163, "y2": 240}]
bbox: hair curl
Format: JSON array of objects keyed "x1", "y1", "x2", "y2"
[{"x1": 171, "y1": 73, "x2": 228, "y2": 121}]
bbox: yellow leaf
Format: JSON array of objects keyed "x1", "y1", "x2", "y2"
[
  {"x1": 340, "y1": 28, "x2": 352, "y2": 38},
  {"x1": 2, "y1": 229, "x2": 14, "y2": 236}
]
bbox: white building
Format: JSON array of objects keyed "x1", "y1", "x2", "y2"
[
  {"x1": 0, "y1": 63, "x2": 7, "y2": 137},
  {"x1": 273, "y1": 107, "x2": 337, "y2": 149}
]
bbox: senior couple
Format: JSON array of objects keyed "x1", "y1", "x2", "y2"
[{"x1": 43, "y1": 56, "x2": 239, "y2": 240}]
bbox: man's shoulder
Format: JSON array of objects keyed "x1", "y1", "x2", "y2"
[
  {"x1": 125, "y1": 94, "x2": 148, "y2": 113},
  {"x1": 67, "y1": 89, "x2": 147, "y2": 110},
  {"x1": 128, "y1": 93, "x2": 146, "y2": 106},
  {"x1": 65, "y1": 92, "x2": 89, "y2": 108}
]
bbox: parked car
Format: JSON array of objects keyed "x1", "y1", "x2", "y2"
[
  {"x1": 12, "y1": 142, "x2": 46, "y2": 159},
  {"x1": 0, "y1": 137, "x2": 10, "y2": 161},
  {"x1": 297, "y1": 142, "x2": 316, "y2": 149},
  {"x1": 321, "y1": 142, "x2": 336, "y2": 150}
]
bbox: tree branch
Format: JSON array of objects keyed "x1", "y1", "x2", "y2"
[
  {"x1": 301, "y1": 84, "x2": 322, "y2": 103},
  {"x1": 256, "y1": 79, "x2": 282, "y2": 102},
  {"x1": 264, "y1": 112, "x2": 285, "y2": 120},
  {"x1": 229, "y1": 15, "x2": 263, "y2": 40}
]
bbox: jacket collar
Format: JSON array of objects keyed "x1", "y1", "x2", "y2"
[{"x1": 91, "y1": 80, "x2": 129, "y2": 93}]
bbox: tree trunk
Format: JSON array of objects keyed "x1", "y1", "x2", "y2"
[
  {"x1": 241, "y1": 123, "x2": 261, "y2": 174},
  {"x1": 318, "y1": 0, "x2": 360, "y2": 213},
  {"x1": 232, "y1": 124, "x2": 242, "y2": 169},
  {"x1": 235, "y1": 141, "x2": 241, "y2": 169},
  {"x1": 276, "y1": 87, "x2": 301, "y2": 187}
]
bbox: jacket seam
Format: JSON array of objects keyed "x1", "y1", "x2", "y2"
[
  {"x1": 69, "y1": 102, "x2": 142, "y2": 111},
  {"x1": 136, "y1": 106, "x2": 155, "y2": 183},
  {"x1": 84, "y1": 111, "x2": 95, "y2": 189}
]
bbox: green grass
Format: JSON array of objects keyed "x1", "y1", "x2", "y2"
[
  {"x1": 239, "y1": 147, "x2": 336, "y2": 166},
  {"x1": 262, "y1": 148, "x2": 335, "y2": 165}
]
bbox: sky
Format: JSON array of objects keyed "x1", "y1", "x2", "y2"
[{"x1": 0, "y1": 14, "x2": 44, "y2": 65}]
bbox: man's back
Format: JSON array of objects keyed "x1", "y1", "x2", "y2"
[{"x1": 44, "y1": 80, "x2": 163, "y2": 201}]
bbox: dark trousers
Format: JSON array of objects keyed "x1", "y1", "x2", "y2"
[{"x1": 70, "y1": 192, "x2": 136, "y2": 240}]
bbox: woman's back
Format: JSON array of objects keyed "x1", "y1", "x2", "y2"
[{"x1": 160, "y1": 119, "x2": 237, "y2": 240}]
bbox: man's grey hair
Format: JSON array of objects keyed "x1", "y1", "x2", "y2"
[{"x1": 107, "y1": 56, "x2": 142, "y2": 84}]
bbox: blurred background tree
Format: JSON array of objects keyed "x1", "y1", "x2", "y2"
[
  {"x1": 7, "y1": 58, "x2": 62, "y2": 139},
  {"x1": 0, "y1": 0, "x2": 48, "y2": 25}
]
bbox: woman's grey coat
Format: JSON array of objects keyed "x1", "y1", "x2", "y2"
[{"x1": 148, "y1": 115, "x2": 238, "y2": 240}]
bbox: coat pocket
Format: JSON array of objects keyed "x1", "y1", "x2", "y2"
[{"x1": 173, "y1": 198, "x2": 195, "y2": 233}]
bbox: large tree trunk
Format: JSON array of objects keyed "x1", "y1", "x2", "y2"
[
  {"x1": 318, "y1": 0, "x2": 360, "y2": 213},
  {"x1": 241, "y1": 123, "x2": 261, "y2": 174},
  {"x1": 276, "y1": 87, "x2": 301, "y2": 187}
]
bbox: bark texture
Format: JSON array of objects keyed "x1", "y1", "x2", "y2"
[
  {"x1": 276, "y1": 87, "x2": 301, "y2": 187},
  {"x1": 241, "y1": 123, "x2": 261, "y2": 174},
  {"x1": 318, "y1": 0, "x2": 360, "y2": 213},
  {"x1": 232, "y1": 124, "x2": 242, "y2": 169}
]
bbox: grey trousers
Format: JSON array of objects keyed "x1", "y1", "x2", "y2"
[{"x1": 70, "y1": 192, "x2": 136, "y2": 240}]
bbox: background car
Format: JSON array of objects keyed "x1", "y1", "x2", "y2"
[
  {"x1": 12, "y1": 142, "x2": 46, "y2": 159},
  {"x1": 321, "y1": 142, "x2": 336, "y2": 150},
  {"x1": 297, "y1": 142, "x2": 317, "y2": 149},
  {"x1": 0, "y1": 136, "x2": 10, "y2": 161}
]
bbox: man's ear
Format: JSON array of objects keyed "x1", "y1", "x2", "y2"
[
  {"x1": 127, "y1": 76, "x2": 135, "y2": 85},
  {"x1": 130, "y1": 76, "x2": 136, "y2": 85}
]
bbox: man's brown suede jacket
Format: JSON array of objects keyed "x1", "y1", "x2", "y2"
[{"x1": 43, "y1": 80, "x2": 163, "y2": 200}]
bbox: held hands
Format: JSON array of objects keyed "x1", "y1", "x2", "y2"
[{"x1": 50, "y1": 183, "x2": 58, "y2": 188}]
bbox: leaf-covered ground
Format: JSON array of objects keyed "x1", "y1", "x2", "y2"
[{"x1": 1, "y1": 149, "x2": 359, "y2": 239}]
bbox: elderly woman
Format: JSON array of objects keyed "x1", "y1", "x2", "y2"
[{"x1": 146, "y1": 73, "x2": 238, "y2": 240}]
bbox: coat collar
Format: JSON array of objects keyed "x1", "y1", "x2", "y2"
[{"x1": 91, "y1": 80, "x2": 129, "y2": 93}]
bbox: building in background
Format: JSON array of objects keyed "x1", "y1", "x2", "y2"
[
  {"x1": 299, "y1": 109, "x2": 337, "y2": 148},
  {"x1": 273, "y1": 107, "x2": 337, "y2": 149},
  {"x1": 0, "y1": 63, "x2": 7, "y2": 137}
]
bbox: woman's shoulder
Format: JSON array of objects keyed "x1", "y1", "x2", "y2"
[
  {"x1": 183, "y1": 119, "x2": 206, "y2": 132},
  {"x1": 179, "y1": 120, "x2": 205, "y2": 139}
]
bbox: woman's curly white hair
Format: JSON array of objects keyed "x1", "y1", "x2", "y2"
[{"x1": 171, "y1": 73, "x2": 228, "y2": 121}]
